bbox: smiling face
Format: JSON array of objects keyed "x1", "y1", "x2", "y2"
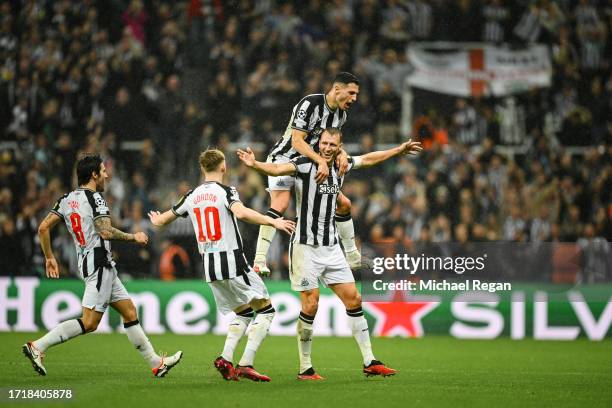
[
  {"x1": 318, "y1": 130, "x2": 342, "y2": 164},
  {"x1": 334, "y1": 82, "x2": 359, "y2": 111}
]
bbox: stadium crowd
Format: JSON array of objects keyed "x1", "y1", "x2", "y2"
[{"x1": 0, "y1": 0, "x2": 610, "y2": 278}]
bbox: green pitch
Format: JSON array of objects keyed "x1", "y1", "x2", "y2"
[{"x1": 1, "y1": 332, "x2": 611, "y2": 408}]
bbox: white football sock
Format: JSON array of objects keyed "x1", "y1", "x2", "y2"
[
  {"x1": 297, "y1": 312, "x2": 315, "y2": 373},
  {"x1": 238, "y1": 305, "x2": 275, "y2": 367},
  {"x1": 336, "y1": 215, "x2": 357, "y2": 253},
  {"x1": 124, "y1": 320, "x2": 161, "y2": 369},
  {"x1": 255, "y1": 210, "x2": 281, "y2": 263},
  {"x1": 33, "y1": 319, "x2": 85, "y2": 352},
  {"x1": 221, "y1": 310, "x2": 254, "y2": 363},
  {"x1": 347, "y1": 307, "x2": 375, "y2": 366}
]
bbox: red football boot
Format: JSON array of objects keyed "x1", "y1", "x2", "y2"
[
  {"x1": 297, "y1": 367, "x2": 325, "y2": 380},
  {"x1": 214, "y1": 356, "x2": 238, "y2": 381},
  {"x1": 235, "y1": 365, "x2": 271, "y2": 382},
  {"x1": 363, "y1": 360, "x2": 397, "y2": 377}
]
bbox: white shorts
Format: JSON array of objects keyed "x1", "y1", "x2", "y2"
[
  {"x1": 82, "y1": 266, "x2": 130, "y2": 313},
  {"x1": 289, "y1": 242, "x2": 355, "y2": 291},
  {"x1": 266, "y1": 155, "x2": 295, "y2": 191},
  {"x1": 209, "y1": 270, "x2": 270, "y2": 315}
]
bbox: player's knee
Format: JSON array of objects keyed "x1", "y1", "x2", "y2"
[
  {"x1": 344, "y1": 291, "x2": 362, "y2": 309},
  {"x1": 122, "y1": 304, "x2": 138, "y2": 323},
  {"x1": 302, "y1": 297, "x2": 319, "y2": 316},
  {"x1": 337, "y1": 196, "x2": 352, "y2": 215},
  {"x1": 81, "y1": 318, "x2": 99, "y2": 333}
]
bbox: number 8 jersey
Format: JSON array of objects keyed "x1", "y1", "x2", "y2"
[
  {"x1": 50, "y1": 187, "x2": 116, "y2": 279},
  {"x1": 171, "y1": 181, "x2": 251, "y2": 282}
]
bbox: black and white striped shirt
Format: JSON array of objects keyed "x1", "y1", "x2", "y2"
[
  {"x1": 269, "y1": 93, "x2": 348, "y2": 160},
  {"x1": 51, "y1": 188, "x2": 115, "y2": 279},
  {"x1": 172, "y1": 181, "x2": 250, "y2": 282},
  {"x1": 290, "y1": 156, "x2": 356, "y2": 246}
]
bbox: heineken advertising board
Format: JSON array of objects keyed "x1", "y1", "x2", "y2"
[{"x1": 1, "y1": 277, "x2": 611, "y2": 340}]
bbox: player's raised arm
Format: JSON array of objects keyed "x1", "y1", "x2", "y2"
[
  {"x1": 148, "y1": 210, "x2": 178, "y2": 227},
  {"x1": 94, "y1": 216, "x2": 149, "y2": 245},
  {"x1": 291, "y1": 129, "x2": 329, "y2": 183},
  {"x1": 352, "y1": 139, "x2": 423, "y2": 169},
  {"x1": 237, "y1": 147, "x2": 297, "y2": 176},
  {"x1": 38, "y1": 212, "x2": 63, "y2": 279},
  {"x1": 229, "y1": 202, "x2": 296, "y2": 235}
]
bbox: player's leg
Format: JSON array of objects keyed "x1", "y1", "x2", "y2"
[
  {"x1": 254, "y1": 171, "x2": 294, "y2": 274},
  {"x1": 110, "y1": 274, "x2": 182, "y2": 377},
  {"x1": 336, "y1": 192, "x2": 361, "y2": 269},
  {"x1": 297, "y1": 289, "x2": 321, "y2": 379},
  {"x1": 214, "y1": 303, "x2": 253, "y2": 381},
  {"x1": 22, "y1": 307, "x2": 95, "y2": 376},
  {"x1": 289, "y1": 242, "x2": 324, "y2": 380},
  {"x1": 330, "y1": 283, "x2": 396, "y2": 377},
  {"x1": 22, "y1": 269, "x2": 112, "y2": 376},
  {"x1": 235, "y1": 297, "x2": 275, "y2": 382}
]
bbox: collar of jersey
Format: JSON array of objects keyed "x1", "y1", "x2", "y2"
[
  {"x1": 323, "y1": 93, "x2": 336, "y2": 112},
  {"x1": 77, "y1": 187, "x2": 96, "y2": 192}
]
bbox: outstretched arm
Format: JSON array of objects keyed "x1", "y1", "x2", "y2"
[
  {"x1": 354, "y1": 139, "x2": 422, "y2": 168},
  {"x1": 230, "y1": 202, "x2": 295, "y2": 235},
  {"x1": 38, "y1": 212, "x2": 62, "y2": 279},
  {"x1": 237, "y1": 147, "x2": 296, "y2": 176},
  {"x1": 148, "y1": 210, "x2": 178, "y2": 227},
  {"x1": 94, "y1": 216, "x2": 149, "y2": 244}
]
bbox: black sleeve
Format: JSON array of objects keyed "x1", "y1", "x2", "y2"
[
  {"x1": 171, "y1": 190, "x2": 193, "y2": 218},
  {"x1": 85, "y1": 191, "x2": 110, "y2": 220},
  {"x1": 290, "y1": 96, "x2": 317, "y2": 132},
  {"x1": 50, "y1": 194, "x2": 68, "y2": 220}
]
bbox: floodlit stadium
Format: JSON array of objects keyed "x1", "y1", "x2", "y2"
[{"x1": 0, "y1": 1, "x2": 610, "y2": 407}]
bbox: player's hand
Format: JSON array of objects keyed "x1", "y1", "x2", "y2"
[
  {"x1": 148, "y1": 210, "x2": 164, "y2": 226},
  {"x1": 237, "y1": 147, "x2": 256, "y2": 167},
  {"x1": 336, "y1": 151, "x2": 350, "y2": 177},
  {"x1": 270, "y1": 217, "x2": 296, "y2": 235},
  {"x1": 133, "y1": 231, "x2": 149, "y2": 245},
  {"x1": 315, "y1": 159, "x2": 329, "y2": 183},
  {"x1": 399, "y1": 139, "x2": 423, "y2": 156},
  {"x1": 45, "y1": 257, "x2": 60, "y2": 279}
]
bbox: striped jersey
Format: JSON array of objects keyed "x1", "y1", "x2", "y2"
[
  {"x1": 171, "y1": 181, "x2": 250, "y2": 282},
  {"x1": 50, "y1": 188, "x2": 115, "y2": 279},
  {"x1": 291, "y1": 156, "x2": 356, "y2": 246},
  {"x1": 269, "y1": 93, "x2": 348, "y2": 160}
]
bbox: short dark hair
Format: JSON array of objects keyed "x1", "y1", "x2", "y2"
[
  {"x1": 76, "y1": 154, "x2": 103, "y2": 186},
  {"x1": 333, "y1": 72, "x2": 360, "y2": 86}
]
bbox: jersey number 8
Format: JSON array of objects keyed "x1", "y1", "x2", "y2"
[
  {"x1": 69, "y1": 213, "x2": 86, "y2": 246},
  {"x1": 194, "y1": 206, "x2": 222, "y2": 242}
]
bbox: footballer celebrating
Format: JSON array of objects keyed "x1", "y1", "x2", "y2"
[
  {"x1": 238, "y1": 128, "x2": 422, "y2": 379},
  {"x1": 254, "y1": 72, "x2": 362, "y2": 276},
  {"x1": 148, "y1": 149, "x2": 295, "y2": 382},
  {"x1": 23, "y1": 154, "x2": 182, "y2": 377}
]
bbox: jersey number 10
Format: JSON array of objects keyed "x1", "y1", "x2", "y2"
[{"x1": 194, "y1": 207, "x2": 222, "y2": 242}]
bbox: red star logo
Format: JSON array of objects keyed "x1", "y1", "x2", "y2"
[{"x1": 365, "y1": 290, "x2": 439, "y2": 338}]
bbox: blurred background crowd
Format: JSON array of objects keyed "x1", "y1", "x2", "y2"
[{"x1": 0, "y1": 0, "x2": 610, "y2": 279}]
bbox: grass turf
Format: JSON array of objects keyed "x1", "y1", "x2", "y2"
[{"x1": 1, "y1": 332, "x2": 611, "y2": 408}]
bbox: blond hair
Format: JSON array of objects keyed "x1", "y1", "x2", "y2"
[{"x1": 199, "y1": 149, "x2": 225, "y2": 173}]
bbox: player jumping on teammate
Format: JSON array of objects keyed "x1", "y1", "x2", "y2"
[
  {"x1": 23, "y1": 154, "x2": 182, "y2": 377},
  {"x1": 238, "y1": 128, "x2": 422, "y2": 379},
  {"x1": 148, "y1": 149, "x2": 295, "y2": 382},
  {"x1": 255, "y1": 72, "x2": 362, "y2": 276}
]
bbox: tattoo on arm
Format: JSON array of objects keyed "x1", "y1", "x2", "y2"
[{"x1": 94, "y1": 217, "x2": 134, "y2": 242}]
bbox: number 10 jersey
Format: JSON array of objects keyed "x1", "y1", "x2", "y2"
[{"x1": 172, "y1": 181, "x2": 251, "y2": 282}]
